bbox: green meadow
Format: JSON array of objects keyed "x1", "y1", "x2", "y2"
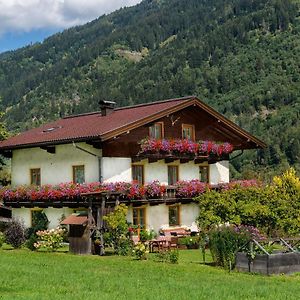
[{"x1": 1, "y1": 249, "x2": 300, "y2": 300}]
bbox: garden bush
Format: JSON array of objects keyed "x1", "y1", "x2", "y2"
[
  {"x1": 4, "y1": 218, "x2": 26, "y2": 248},
  {"x1": 133, "y1": 242, "x2": 149, "y2": 260},
  {"x1": 34, "y1": 227, "x2": 65, "y2": 251},
  {"x1": 179, "y1": 236, "x2": 199, "y2": 249},
  {"x1": 139, "y1": 229, "x2": 156, "y2": 242},
  {"x1": 103, "y1": 204, "x2": 132, "y2": 255},
  {"x1": 196, "y1": 168, "x2": 300, "y2": 236},
  {"x1": 26, "y1": 210, "x2": 49, "y2": 251},
  {"x1": 208, "y1": 225, "x2": 254, "y2": 270},
  {"x1": 154, "y1": 249, "x2": 179, "y2": 264}
]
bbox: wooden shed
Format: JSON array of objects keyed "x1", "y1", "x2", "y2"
[{"x1": 61, "y1": 213, "x2": 91, "y2": 255}]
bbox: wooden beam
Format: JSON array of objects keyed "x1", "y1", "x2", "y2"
[
  {"x1": 97, "y1": 197, "x2": 106, "y2": 256},
  {"x1": 132, "y1": 156, "x2": 142, "y2": 163},
  {"x1": 40, "y1": 146, "x2": 56, "y2": 154},
  {"x1": 165, "y1": 158, "x2": 175, "y2": 163},
  {"x1": 148, "y1": 157, "x2": 158, "y2": 163},
  {"x1": 86, "y1": 140, "x2": 102, "y2": 149},
  {"x1": 180, "y1": 158, "x2": 190, "y2": 164}
]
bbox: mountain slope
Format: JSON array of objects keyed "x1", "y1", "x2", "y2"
[{"x1": 0, "y1": 0, "x2": 299, "y2": 179}]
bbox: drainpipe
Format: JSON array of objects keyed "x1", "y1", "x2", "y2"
[{"x1": 72, "y1": 142, "x2": 103, "y2": 183}]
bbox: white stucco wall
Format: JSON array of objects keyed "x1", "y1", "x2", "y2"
[
  {"x1": 10, "y1": 142, "x2": 229, "y2": 231},
  {"x1": 11, "y1": 144, "x2": 229, "y2": 186},
  {"x1": 102, "y1": 157, "x2": 131, "y2": 183},
  {"x1": 147, "y1": 204, "x2": 169, "y2": 232},
  {"x1": 11, "y1": 143, "x2": 101, "y2": 186},
  {"x1": 209, "y1": 160, "x2": 229, "y2": 184},
  {"x1": 134, "y1": 160, "x2": 229, "y2": 185},
  {"x1": 12, "y1": 207, "x2": 74, "y2": 229},
  {"x1": 180, "y1": 203, "x2": 200, "y2": 228},
  {"x1": 144, "y1": 160, "x2": 168, "y2": 184}
]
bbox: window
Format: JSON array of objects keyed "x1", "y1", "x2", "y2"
[
  {"x1": 31, "y1": 209, "x2": 45, "y2": 227},
  {"x1": 149, "y1": 122, "x2": 164, "y2": 139},
  {"x1": 133, "y1": 207, "x2": 146, "y2": 237},
  {"x1": 133, "y1": 207, "x2": 146, "y2": 228},
  {"x1": 73, "y1": 165, "x2": 85, "y2": 184},
  {"x1": 168, "y1": 166, "x2": 178, "y2": 185},
  {"x1": 182, "y1": 124, "x2": 195, "y2": 141},
  {"x1": 30, "y1": 168, "x2": 41, "y2": 186},
  {"x1": 169, "y1": 205, "x2": 180, "y2": 226},
  {"x1": 199, "y1": 166, "x2": 209, "y2": 183},
  {"x1": 132, "y1": 165, "x2": 144, "y2": 185}
]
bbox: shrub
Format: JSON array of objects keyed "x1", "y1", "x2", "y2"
[
  {"x1": 169, "y1": 250, "x2": 179, "y2": 264},
  {"x1": 208, "y1": 225, "x2": 254, "y2": 271},
  {"x1": 4, "y1": 218, "x2": 26, "y2": 248},
  {"x1": 179, "y1": 236, "x2": 199, "y2": 249},
  {"x1": 133, "y1": 242, "x2": 149, "y2": 260},
  {"x1": 196, "y1": 168, "x2": 300, "y2": 236},
  {"x1": 154, "y1": 249, "x2": 179, "y2": 264},
  {"x1": 103, "y1": 204, "x2": 132, "y2": 255},
  {"x1": 139, "y1": 229, "x2": 156, "y2": 242},
  {"x1": 34, "y1": 227, "x2": 65, "y2": 251},
  {"x1": 0, "y1": 231, "x2": 5, "y2": 247},
  {"x1": 26, "y1": 210, "x2": 49, "y2": 251}
]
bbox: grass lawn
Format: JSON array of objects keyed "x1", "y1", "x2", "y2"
[{"x1": 1, "y1": 249, "x2": 300, "y2": 300}]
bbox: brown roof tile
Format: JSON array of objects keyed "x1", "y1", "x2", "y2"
[{"x1": 0, "y1": 97, "x2": 193, "y2": 149}]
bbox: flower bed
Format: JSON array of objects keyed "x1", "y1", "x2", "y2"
[
  {"x1": 0, "y1": 180, "x2": 257, "y2": 203},
  {"x1": 139, "y1": 138, "x2": 234, "y2": 157}
]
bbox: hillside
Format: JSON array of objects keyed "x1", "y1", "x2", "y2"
[{"x1": 0, "y1": 0, "x2": 299, "y2": 179}]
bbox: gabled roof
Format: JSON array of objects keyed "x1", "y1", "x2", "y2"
[{"x1": 0, "y1": 96, "x2": 266, "y2": 150}]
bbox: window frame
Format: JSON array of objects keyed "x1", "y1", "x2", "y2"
[
  {"x1": 168, "y1": 205, "x2": 180, "y2": 227},
  {"x1": 132, "y1": 207, "x2": 146, "y2": 228},
  {"x1": 149, "y1": 122, "x2": 164, "y2": 139},
  {"x1": 132, "y1": 164, "x2": 144, "y2": 185},
  {"x1": 133, "y1": 206, "x2": 147, "y2": 237},
  {"x1": 182, "y1": 123, "x2": 195, "y2": 141},
  {"x1": 72, "y1": 165, "x2": 85, "y2": 184},
  {"x1": 168, "y1": 165, "x2": 179, "y2": 186},
  {"x1": 30, "y1": 168, "x2": 41, "y2": 186},
  {"x1": 199, "y1": 165, "x2": 210, "y2": 183}
]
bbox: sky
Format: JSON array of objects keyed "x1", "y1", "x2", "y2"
[{"x1": 0, "y1": 0, "x2": 142, "y2": 53}]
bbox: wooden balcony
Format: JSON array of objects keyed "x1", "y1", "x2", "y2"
[{"x1": 132, "y1": 152, "x2": 229, "y2": 164}]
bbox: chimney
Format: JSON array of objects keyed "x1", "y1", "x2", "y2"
[{"x1": 99, "y1": 100, "x2": 116, "y2": 116}]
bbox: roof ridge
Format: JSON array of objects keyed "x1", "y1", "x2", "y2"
[
  {"x1": 62, "y1": 96, "x2": 195, "y2": 119},
  {"x1": 114, "y1": 96, "x2": 195, "y2": 111},
  {"x1": 63, "y1": 111, "x2": 101, "y2": 119}
]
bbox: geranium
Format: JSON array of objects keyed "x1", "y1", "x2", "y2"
[
  {"x1": 139, "y1": 138, "x2": 234, "y2": 157},
  {"x1": 1, "y1": 179, "x2": 259, "y2": 202},
  {"x1": 145, "y1": 180, "x2": 166, "y2": 198},
  {"x1": 175, "y1": 180, "x2": 208, "y2": 197}
]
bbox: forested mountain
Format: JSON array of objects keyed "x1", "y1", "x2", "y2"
[{"x1": 0, "y1": 0, "x2": 299, "y2": 179}]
